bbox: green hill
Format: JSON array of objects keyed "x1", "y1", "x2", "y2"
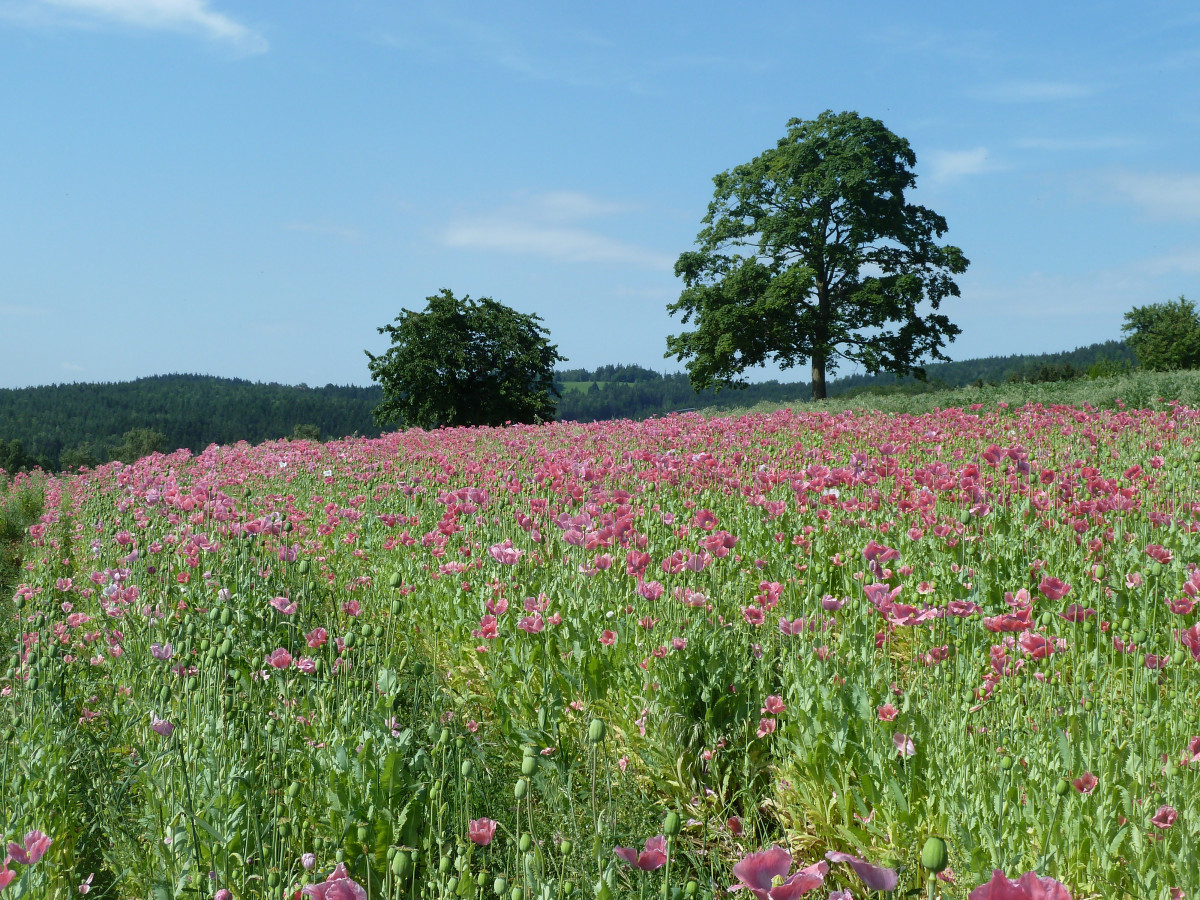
[{"x1": 0, "y1": 341, "x2": 1137, "y2": 471}]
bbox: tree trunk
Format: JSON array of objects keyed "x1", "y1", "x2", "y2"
[
  {"x1": 811, "y1": 282, "x2": 830, "y2": 401},
  {"x1": 811, "y1": 352, "x2": 827, "y2": 401}
]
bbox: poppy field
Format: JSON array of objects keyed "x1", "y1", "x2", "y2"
[{"x1": 2, "y1": 401, "x2": 1199, "y2": 899}]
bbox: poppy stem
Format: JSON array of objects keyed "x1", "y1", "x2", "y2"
[{"x1": 174, "y1": 737, "x2": 206, "y2": 888}]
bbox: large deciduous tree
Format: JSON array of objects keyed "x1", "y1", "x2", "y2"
[
  {"x1": 1121, "y1": 296, "x2": 1200, "y2": 372},
  {"x1": 667, "y1": 110, "x2": 969, "y2": 400},
  {"x1": 366, "y1": 289, "x2": 565, "y2": 429}
]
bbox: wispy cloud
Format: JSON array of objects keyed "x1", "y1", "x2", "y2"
[
  {"x1": 284, "y1": 221, "x2": 362, "y2": 243},
  {"x1": 969, "y1": 80, "x2": 1093, "y2": 103},
  {"x1": 23, "y1": 0, "x2": 266, "y2": 51},
  {"x1": 1108, "y1": 171, "x2": 1200, "y2": 220},
  {"x1": 1014, "y1": 135, "x2": 1137, "y2": 152},
  {"x1": 923, "y1": 147, "x2": 996, "y2": 187},
  {"x1": 441, "y1": 192, "x2": 673, "y2": 270}
]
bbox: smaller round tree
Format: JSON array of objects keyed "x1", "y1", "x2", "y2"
[
  {"x1": 1121, "y1": 296, "x2": 1200, "y2": 372},
  {"x1": 366, "y1": 289, "x2": 565, "y2": 429}
]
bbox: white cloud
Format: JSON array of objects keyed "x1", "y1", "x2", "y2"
[
  {"x1": 923, "y1": 147, "x2": 995, "y2": 187},
  {"x1": 32, "y1": 0, "x2": 265, "y2": 51},
  {"x1": 969, "y1": 81, "x2": 1093, "y2": 103},
  {"x1": 1107, "y1": 171, "x2": 1200, "y2": 220},
  {"x1": 441, "y1": 192, "x2": 674, "y2": 270}
]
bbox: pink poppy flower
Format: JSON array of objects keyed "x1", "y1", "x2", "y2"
[
  {"x1": 488, "y1": 539, "x2": 524, "y2": 565},
  {"x1": 730, "y1": 846, "x2": 827, "y2": 899},
  {"x1": 877, "y1": 704, "x2": 898, "y2": 721},
  {"x1": 468, "y1": 818, "x2": 497, "y2": 846},
  {"x1": 1072, "y1": 772, "x2": 1097, "y2": 794},
  {"x1": 302, "y1": 862, "x2": 367, "y2": 900},
  {"x1": 599, "y1": 630, "x2": 617, "y2": 646},
  {"x1": 756, "y1": 718, "x2": 777, "y2": 738},
  {"x1": 820, "y1": 595, "x2": 846, "y2": 611},
  {"x1": 984, "y1": 607, "x2": 1033, "y2": 633},
  {"x1": 893, "y1": 733, "x2": 915, "y2": 758},
  {"x1": 150, "y1": 642, "x2": 173, "y2": 661},
  {"x1": 743, "y1": 606, "x2": 766, "y2": 626},
  {"x1": 761, "y1": 695, "x2": 786, "y2": 715},
  {"x1": 727, "y1": 816, "x2": 743, "y2": 836},
  {"x1": 1167, "y1": 597, "x2": 1196, "y2": 615},
  {"x1": 518, "y1": 614, "x2": 544, "y2": 634},
  {"x1": 1038, "y1": 576, "x2": 1071, "y2": 601},
  {"x1": 0, "y1": 857, "x2": 14, "y2": 889},
  {"x1": 825, "y1": 851, "x2": 898, "y2": 892},
  {"x1": 6, "y1": 831, "x2": 51, "y2": 865},
  {"x1": 1182, "y1": 736, "x2": 1200, "y2": 766},
  {"x1": 306, "y1": 627, "x2": 328, "y2": 649},
  {"x1": 295, "y1": 657, "x2": 317, "y2": 675},
  {"x1": 1057, "y1": 604, "x2": 1095, "y2": 622},
  {"x1": 266, "y1": 648, "x2": 293, "y2": 669},
  {"x1": 613, "y1": 835, "x2": 668, "y2": 871},
  {"x1": 1151, "y1": 805, "x2": 1178, "y2": 829},
  {"x1": 270, "y1": 596, "x2": 297, "y2": 615},
  {"x1": 151, "y1": 715, "x2": 175, "y2": 737},
  {"x1": 969, "y1": 870, "x2": 1072, "y2": 900}
]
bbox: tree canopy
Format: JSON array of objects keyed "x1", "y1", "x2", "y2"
[
  {"x1": 667, "y1": 110, "x2": 969, "y2": 400},
  {"x1": 1121, "y1": 296, "x2": 1200, "y2": 372},
  {"x1": 366, "y1": 289, "x2": 565, "y2": 429}
]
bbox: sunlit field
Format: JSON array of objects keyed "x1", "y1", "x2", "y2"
[{"x1": 2, "y1": 401, "x2": 1198, "y2": 899}]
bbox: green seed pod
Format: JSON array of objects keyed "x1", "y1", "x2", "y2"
[
  {"x1": 158, "y1": 685, "x2": 172, "y2": 705},
  {"x1": 663, "y1": 811, "x2": 681, "y2": 837},
  {"x1": 1151, "y1": 561, "x2": 1163, "y2": 577},
  {"x1": 563, "y1": 882, "x2": 574, "y2": 896},
  {"x1": 519, "y1": 834, "x2": 532, "y2": 853},
  {"x1": 288, "y1": 780, "x2": 300, "y2": 798},
  {"x1": 1093, "y1": 564, "x2": 1105, "y2": 579},
  {"x1": 521, "y1": 756, "x2": 537, "y2": 776},
  {"x1": 13, "y1": 596, "x2": 23, "y2": 609},
  {"x1": 559, "y1": 840, "x2": 572, "y2": 855},
  {"x1": 389, "y1": 573, "x2": 403, "y2": 588},
  {"x1": 588, "y1": 718, "x2": 606, "y2": 743},
  {"x1": 514, "y1": 778, "x2": 528, "y2": 799},
  {"x1": 446, "y1": 877, "x2": 458, "y2": 895},
  {"x1": 1055, "y1": 778, "x2": 1071, "y2": 796},
  {"x1": 344, "y1": 632, "x2": 357, "y2": 648},
  {"x1": 476, "y1": 872, "x2": 489, "y2": 889},
  {"x1": 267, "y1": 873, "x2": 280, "y2": 887},
  {"x1": 298, "y1": 559, "x2": 311, "y2": 574},
  {"x1": 685, "y1": 881, "x2": 699, "y2": 898},
  {"x1": 439, "y1": 856, "x2": 452, "y2": 875},
  {"x1": 360, "y1": 624, "x2": 373, "y2": 639},
  {"x1": 220, "y1": 609, "x2": 232, "y2": 626},
  {"x1": 511, "y1": 887, "x2": 523, "y2": 900},
  {"x1": 494, "y1": 877, "x2": 507, "y2": 896},
  {"x1": 461, "y1": 760, "x2": 473, "y2": 778},
  {"x1": 958, "y1": 509, "x2": 971, "y2": 524},
  {"x1": 999, "y1": 756, "x2": 1013, "y2": 771},
  {"x1": 1173, "y1": 649, "x2": 1188, "y2": 665},
  {"x1": 357, "y1": 823, "x2": 370, "y2": 843},
  {"x1": 392, "y1": 851, "x2": 410, "y2": 876},
  {"x1": 391, "y1": 599, "x2": 402, "y2": 615},
  {"x1": 438, "y1": 727, "x2": 450, "y2": 745}
]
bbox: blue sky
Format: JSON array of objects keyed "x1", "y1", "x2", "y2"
[{"x1": 2, "y1": 0, "x2": 1199, "y2": 389}]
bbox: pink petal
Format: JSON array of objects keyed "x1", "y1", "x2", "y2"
[{"x1": 733, "y1": 846, "x2": 793, "y2": 892}]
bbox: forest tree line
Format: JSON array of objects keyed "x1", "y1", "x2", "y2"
[{"x1": 0, "y1": 341, "x2": 1134, "y2": 473}]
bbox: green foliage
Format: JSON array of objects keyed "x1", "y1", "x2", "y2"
[
  {"x1": 1121, "y1": 296, "x2": 1200, "y2": 371},
  {"x1": 668, "y1": 110, "x2": 969, "y2": 400},
  {"x1": 366, "y1": 289, "x2": 565, "y2": 429},
  {"x1": 291, "y1": 423, "x2": 323, "y2": 442},
  {"x1": 0, "y1": 374, "x2": 383, "y2": 471},
  {"x1": 110, "y1": 427, "x2": 166, "y2": 464}
]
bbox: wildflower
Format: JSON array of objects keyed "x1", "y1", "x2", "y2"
[
  {"x1": 302, "y1": 853, "x2": 316, "y2": 869},
  {"x1": 599, "y1": 630, "x2": 617, "y2": 646},
  {"x1": 301, "y1": 862, "x2": 367, "y2": 900},
  {"x1": 270, "y1": 596, "x2": 298, "y2": 615},
  {"x1": 306, "y1": 627, "x2": 328, "y2": 649},
  {"x1": 826, "y1": 850, "x2": 898, "y2": 892},
  {"x1": 968, "y1": 869, "x2": 1072, "y2": 899},
  {"x1": 1038, "y1": 577, "x2": 1071, "y2": 601},
  {"x1": 266, "y1": 648, "x2": 293, "y2": 669},
  {"x1": 79, "y1": 873, "x2": 94, "y2": 894},
  {"x1": 6, "y1": 831, "x2": 51, "y2": 865},
  {"x1": 150, "y1": 714, "x2": 175, "y2": 737},
  {"x1": 1072, "y1": 772, "x2": 1097, "y2": 794},
  {"x1": 730, "y1": 846, "x2": 827, "y2": 899},
  {"x1": 756, "y1": 718, "x2": 777, "y2": 738},
  {"x1": 1151, "y1": 805, "x2": 1178, "y2": 829},
  {"x1": 762, "y1": 695, "x2": 786, "y2": 714},
  {"x1": 0, "y1": 857, "x2": 12, "y2": 889},
  {"x1": 893, "y1": 733, "x2": 915, "y2": 758},
  {"x1": 468, "y1": 818, "x2": 497, "y2": 846},
  {"x1": 877, "y1": 704, "x2": 898, "y2": 721},
  {"x1": 150, "y1": 642, "x2": 173, "y2": 661},
  {"x1": 613, "y1": 835, "x2": 668, "y2": 871}
]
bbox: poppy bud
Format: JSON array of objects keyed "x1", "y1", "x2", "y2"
[
  {"x1": 298, "y1": 559, "x2": 310, "y2": 574},
  {"x1": 588, "y1": 718, "x2": 606, "y2": 743},
  {"x1": 521, "y1": 756, "x2": 537, "y2": 776},
  {"x1": 392, "y1": 851, "x2": 410, "y2": 876},
  {"x1": 663, "y1": 811, "x2": 681, "y2": 836},
  {"x1": 559, "y1": 840, "x2": 572, "y2": 855},
  {"x1": 461, "y1": 760, "x2": 473, "y2": 777},
  {"x1": 389, "y1": 572, "x2": 403, "y2": 588},
  {"x1": 514, "y1": 778, "x2": 528, "y2": 799},
  {"x1": 519, "y1": 834, "x2": 532, "y2": 853},
  {"x1": 494, "y1": 877, "x2": 507, "y2": 896},
  {"x1": 1055, "y1": 778, "x2": 1070, "y2": 796}
]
